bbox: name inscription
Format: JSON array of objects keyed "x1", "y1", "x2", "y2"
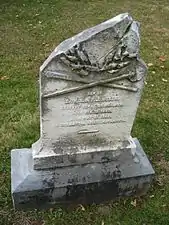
[{"x1": 58, "y1": 89, "x2": 125, "y2": 128}]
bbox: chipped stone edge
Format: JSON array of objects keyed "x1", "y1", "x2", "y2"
[{"x1": 40, "y1": 13, "x2": 133, "y2": 73}]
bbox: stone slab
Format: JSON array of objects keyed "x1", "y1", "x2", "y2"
[
  {"x1": 11, "y1": 138, "x2": 154, "y2": 210},
  {"x1": 32, "y1": 13, "x2": 148, "y2": 170}
]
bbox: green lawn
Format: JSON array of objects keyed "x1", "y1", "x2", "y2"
[{"x1": 0, "y1": 0, "x2": 169, "y2": 224}]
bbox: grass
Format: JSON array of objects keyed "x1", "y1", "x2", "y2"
[{"x1": 0, "y1": 0, "x2": 169, "y2": 224}]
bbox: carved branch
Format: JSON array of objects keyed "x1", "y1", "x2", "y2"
[
  {"x1": 46, "y1": 71, "x2": 138, "y2": 93},
  {"x1": 43, "y1": 73, "x2": 137, "y2": 98},
  {"x1": 60, "y1": 40, "x2": 139, "y2": 82}
]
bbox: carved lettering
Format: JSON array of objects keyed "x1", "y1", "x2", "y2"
[
  {"x1": 57, "y1": 120, "x2": 125, "y2": 127},
  {"x1": 54, "y1": 90, "x2": 125, "y2": 128}
]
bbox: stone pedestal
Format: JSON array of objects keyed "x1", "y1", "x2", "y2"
[
  {"x1": 12, "y1": 139, "x2": 154, "y2": 210},
  {"x1": 11, "y1": 13, "x2": 155, "y2": 210}
]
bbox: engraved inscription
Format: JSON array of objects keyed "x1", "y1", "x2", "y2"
[
  {"x1": 58, "y1": 119, "x2": 126, "y2": 127},
  {"x1": 57, "y1": 89, "x2": 125, "y2": 128}
]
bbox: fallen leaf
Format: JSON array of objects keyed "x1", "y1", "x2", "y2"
[
  {"x1": 131, "y1": 199, "x2": 137, "y2": 207},
  {"x1": 0, "y1": 76, "x2": 9, "y2": 80},
  {"x1": 160, "y1": 65, "x2": 165, "y2": 68},
  {"x1": 49, "y1": 208, "x2": 53, "y2": 212},
  {"x1": 123, "y1": 200, "x2": 126, "y2": 205},
  {"x1": 164, "y1": 120, "x2": 168, "y2": 123},
  {"x1": 156, "y1": 175, "x2": 166, "y2": 186},
  {"x1": 148, "y1": 63, "x2": 153, "y2": 67},
  {"x1": 162, "y1": 78, "x2": 168, "y2": 82},
  {"x1": 159, "y1": 56, "x2": 166, "y2": 62},
  {"x1": 79, "y1": 204, "x2": 85, "y2": 211},
  {"x1": 153, "y1": 46, "x2": 159, "y2": 50},
  {"x1": 150, "y1": 195, "x2": 154, "y2": 198},
  {"x1": 152, "y1": 71, "x2": 156, "y2": 74}
]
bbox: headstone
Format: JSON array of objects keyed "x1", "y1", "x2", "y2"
[{"x1": 11, "y1": 13, "x2": 154, "y2": 210}]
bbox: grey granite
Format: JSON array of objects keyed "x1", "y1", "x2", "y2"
[{"x1": 11, "y1": 139, "x2": 154, "y2": 210}]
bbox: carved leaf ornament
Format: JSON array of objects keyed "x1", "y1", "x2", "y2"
[
  {"x1": 60, "y1": 34, "x2": 140, "y2": 80},
  {"x1": 43, "y1": 18, "x2": 146, "y2": 98}
]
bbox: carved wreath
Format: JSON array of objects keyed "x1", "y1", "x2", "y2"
[
  {"x1": 43, "y1": 40, "x2": 142, "y2": 98},
  {"x1": 60, "y1": 41, "x2": 139, "y2": 82}
]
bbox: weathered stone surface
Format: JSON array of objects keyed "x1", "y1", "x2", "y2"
[
  {"x1": 12, "y1": 139, "x2": 154, "y2": 210},
  {"x1": 32, "y1": 13, "x2": 147, "y2": 169},
  {"x1": 33, "y1": 137, "x2": 136, "y2": 169},
  {"x1": 11, "y1": 13, "x2": 154, "y2": 209}
]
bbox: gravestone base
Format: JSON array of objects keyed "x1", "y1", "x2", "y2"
[{"x1": 11, "y1": 138, "x2": 154, "y2": 210}]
